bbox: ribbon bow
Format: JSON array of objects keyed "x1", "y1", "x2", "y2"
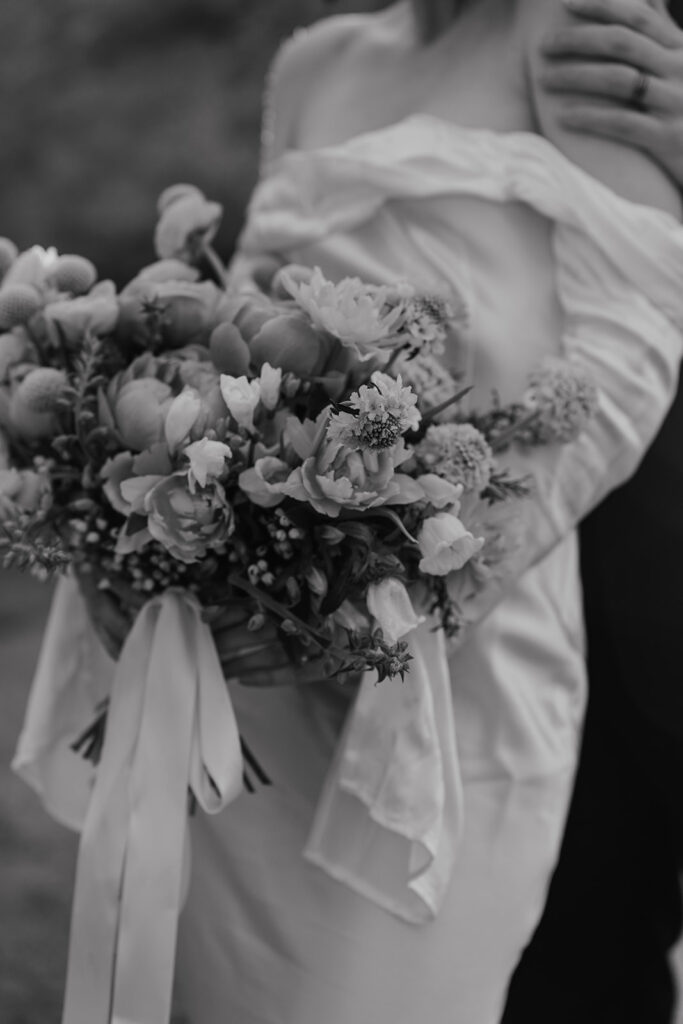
[{"x1": 61, "y1": 589, "x2": 243, "y2": 1024}]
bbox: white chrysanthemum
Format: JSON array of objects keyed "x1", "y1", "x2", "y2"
[
  {"x1": 416, "y1": 422, "x2": 494, "y2": 493},
  {"x1": 522, "y1": 357, "x2": 598, "y2": 444},
  {"x1": 327, "y1": 372, "x2": 421, "y2": 451},
  {"x1": 281, "y1": 267, "x2": 402, "y2": 358}
]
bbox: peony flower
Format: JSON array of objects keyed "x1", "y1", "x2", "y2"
[
  {"x1": 43, "y1": 281, "x2": 119, "y2": 347},
  {"x1": 239, "y1": 456, "x2": 290, "y2": 508},
  {"x1": 118, "y1": 279, "x2": 223, "y2": 349},
  {"x1": 183, "y1": 437, "x2": 232, "y2": 490},
  {"x1": 417, "y1": 512, "x2": 484, "y2": 576},
  {"x1": 327, "y1": 372, "x2": 420, "y2": 451},
  {"x1": 521, "y1": 357, "x2": 599, "y2": 444},
  {"x1": 219, "y1": 374, "x2": 261, "y2": 430},
  {"x1": 154, "y1": 187, "x2": 223, "y2": 263},
  {"x1": 416, "y1": 423, "x2": 494, "y2": 493},
  {"x1": 164, "y1": 387, "x2": 203, "y2": 454},
  {"x1": 281, "y1": 267, "x2": 403, "y2": 360},
  {"x1": 366, "y1": 577, "x2": 423, "y2": 644},
  {"x1": 112, "y1": 377, "x2": 174, "y2": 452}
]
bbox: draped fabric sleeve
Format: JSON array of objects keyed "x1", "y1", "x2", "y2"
[{"x1": 240, "y1": 120, "x2": 683, "y2": 574}]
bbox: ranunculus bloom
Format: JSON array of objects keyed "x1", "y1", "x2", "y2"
[
  {"x1": 120, "y1": 471, "x2": 234, "y2": 563},
  {"x1": 366, "y1": 577, "x2": 423, "y2": 644},
  {"x1": 113, "y1": 378, "x2": 174, "y2": 452},
  {"x1": 417, "y1": 512, "x2": 484, "y2": 576},
  {"x1": 183, "y1": 438, "x2": 232, "y2": 490},
  {"x1": 43, "y1": 281, "x2": 119, "y2": 348},
  {"x1": 282, "y1": 438, "x2": 417, "y2": 518},
  {"x1": 239, "y1": 456, "x2": 290, "y2": 508}
]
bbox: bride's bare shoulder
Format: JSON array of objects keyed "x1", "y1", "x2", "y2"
[
  {"x1": 517, "y1": 0, "x2": 680, "y2": 215},
  {"x1": 263, "y1": 8, "x2": 397, "y2": 158}
]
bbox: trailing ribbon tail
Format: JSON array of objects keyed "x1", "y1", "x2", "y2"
[{"x1": 61, "y1": 590, "x2": 243, "y2": 1024}]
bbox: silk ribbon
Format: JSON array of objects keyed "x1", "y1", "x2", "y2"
[{"x1": 61, "y1": 589, "x2": 243, "y2": 1024}]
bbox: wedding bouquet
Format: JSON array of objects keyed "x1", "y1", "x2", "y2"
[
  {"x1": 0, "y1": 183, "x2": 599, "y2": 689},
  {"x1": 2, "y1": 185, "x2": 600, "y2": 1024}
]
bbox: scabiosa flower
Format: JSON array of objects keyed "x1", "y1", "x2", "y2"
[
  {"x1": 327, "y1": 372, "x2": 421, "y2": 451},
  {"x1": 521, "y1": 357, "x2": 599, "y2": 444},
  {"x1": 397, "y1": 291, "x2": 467, "y2": 354},
  {"x1": 280, "y1": 267, "x2": 402, "y2": 359},
  {"x1": 416, "y1": 423, "x2": 494, "y2": 493},
  {"x1": 393, "y1": 351, "x2": 462, "y2": 421}
]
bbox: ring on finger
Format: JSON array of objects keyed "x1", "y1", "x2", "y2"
[{"x1": 629, "y1": 69, "x2": 650, "y2": 110}]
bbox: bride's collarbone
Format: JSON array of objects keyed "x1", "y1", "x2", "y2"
[{"x1": 295, "y1": 31, "x2": 533, "y2": 150}]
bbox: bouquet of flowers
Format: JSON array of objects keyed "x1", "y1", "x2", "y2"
[
  {"x1": 0, "y1": 183, "x2": 599, "y2": 692},
  {"x1": 2, "y1": 184, "x2": 600, "y2": 1024}
]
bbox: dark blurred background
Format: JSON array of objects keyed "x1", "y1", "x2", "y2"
[
  {"x1": 0, "y1": 3, "x2": 384, "y2": 1020},
  {"x1": 0, "y1": 0, "x2": 384, "y2": 285}
]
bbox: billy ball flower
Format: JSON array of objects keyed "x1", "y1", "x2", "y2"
[
  {"x1": 415, "y1": 423, "x2": 494, "y2": 493},
  {"x1": 46, "y1": 254, "x2": 97, "y2": 296},
  {"x1": 327, "y1": 372, "x2": 421, "y2": 451},
  {"x1": 521, "y1": 357, "x2": 599, "y2": 445},
  {"x1": 13, "y1": 367, "x2": 69, "y2": 413},
  {"x1": 0, "y1": 284, "x2": 42, "y2": 330}
]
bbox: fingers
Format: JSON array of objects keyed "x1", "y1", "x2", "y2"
[
  {"x1": 558, "y1": 101, "x2": 668, "y2": 154},
  {"x1": 560, "y1": 0, "x2": 677, "y2": 48},
  {"x1": 539, "y1": 60, "x2": 678, "y2": 112},
  {"x1": 542, "y1": 23, "x2": 671, "y2": 75}
]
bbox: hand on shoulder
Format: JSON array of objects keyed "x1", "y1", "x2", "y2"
[{"x1": 522, "y1": 0, "x2": 683, "y2": 216}]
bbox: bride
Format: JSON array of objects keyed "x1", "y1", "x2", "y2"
[
  {"x1": 169, "y1": 1, "x2": 683, "y2": 1021},
  {"x1": 13, "y1": 0, "x2": 683, "y2": 1022}
]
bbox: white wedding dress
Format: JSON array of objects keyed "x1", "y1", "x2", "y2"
[
  {"x1": 168, "y1": 16, "x2": 683, "y2": 1024},
  {"x1": 13, "y1": 10, "x2": 683, "y2": 1024}
]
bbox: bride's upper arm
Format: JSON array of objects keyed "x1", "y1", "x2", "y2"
[{"x1": 523, "y1": 0, "x2": 682, "y2": 220}]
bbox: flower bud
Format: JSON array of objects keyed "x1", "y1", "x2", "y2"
[
  {"x1": 156, "y1": 183, "x2": 203, "y2": 215},
  {"x1": 250, "y1": 315, "x2": 323, "y2": 376},
  {"x1": 209, "y1": 322, "x2": 251, "y2": 376},
  {"x1": 0, "y1": 284, "x2": 42, "y2": 329}
]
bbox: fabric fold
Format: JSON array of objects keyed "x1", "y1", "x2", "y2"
[{"x1": 305, "y1": 620, "x2": 463, "y2": 923}]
